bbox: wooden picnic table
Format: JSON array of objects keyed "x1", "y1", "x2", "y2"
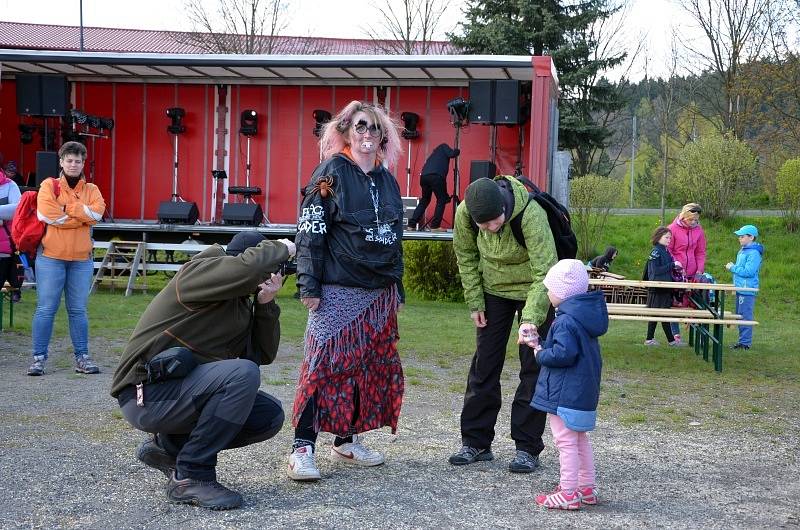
[{"x1": 589, "y1": 278, "x2": 759, "y2": 372}]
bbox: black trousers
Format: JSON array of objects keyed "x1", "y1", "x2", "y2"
[
  {"x1": 119, "y1": 358, "x2": 284, "y2": 481},
  {"x1": 460, "y1": 293, "x2": 554, "y2": 456},
  {"x1": 409, "y1": 173, "x2": 449, "y2": 229}
]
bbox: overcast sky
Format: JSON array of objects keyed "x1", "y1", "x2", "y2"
[{"x1": 1, "y1": 0, "x2": 696, "y2": 81}]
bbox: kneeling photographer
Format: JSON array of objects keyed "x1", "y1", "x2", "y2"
[{"x1": 111, "y1": 231, "x2": 295, "y2": 510}]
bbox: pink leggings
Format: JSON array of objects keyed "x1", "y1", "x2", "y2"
[{"x1": 549, "y1": 413, "x2": 596, "y2": 490}]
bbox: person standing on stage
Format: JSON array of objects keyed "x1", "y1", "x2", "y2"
[{"x1": 407, "y1": 142, "x2": 459, "y2": 231}]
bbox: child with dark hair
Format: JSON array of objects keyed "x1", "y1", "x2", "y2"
[
  {"x1": 589, "y1": 246, "x2": 617, "y2": 272},
  {"x1": 643, "y1": 226, "x2": 684, "y2": 347}
]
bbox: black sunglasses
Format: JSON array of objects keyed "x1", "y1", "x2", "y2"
[{"x1": 688, "y1": 207, "x2": 702, "y2": 214}]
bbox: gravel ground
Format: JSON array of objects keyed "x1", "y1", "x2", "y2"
[{"x1": 1, "y1": 332, "x2": 798, "y2": 530}]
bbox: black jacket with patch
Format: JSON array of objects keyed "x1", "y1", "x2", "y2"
[{"x1": 296, "y1": 154, "x2": 405, "y2": 300}]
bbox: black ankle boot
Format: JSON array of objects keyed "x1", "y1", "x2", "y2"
[{"x1": 166, "y1": 471, "x2": 243, "y2": 510}]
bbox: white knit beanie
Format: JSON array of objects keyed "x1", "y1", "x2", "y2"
[{"x1": 543, "y1": 259, "x2": 589, "y2": 301}]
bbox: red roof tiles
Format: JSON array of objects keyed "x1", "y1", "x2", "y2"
[{"x1": 0, "y1": 21, "x2": 458, "y2": 55}]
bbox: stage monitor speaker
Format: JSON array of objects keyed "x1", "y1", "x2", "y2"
[
  {"x1": 16, "y1": 74, "x2": 42, "y2": 115},
  {"x1": 468, "y1": 80, "x2": 495, "y2": 124},
  {"x1": 157, "y1": 201, "x2": 199, "y2": 224},
  {"x1": 40, "y1": 76, "x2": 69, "y2": 117},
  {"x1": 495, "y1": 80, "x2": 532, "y2": 125},
  {"x1": 470, "y1": 160, "x2": 497, "y2": 183},
  {"x1": 35, "y1": 151, "x2": 60, "y2": 186},
  {"x1": 222, "y1": 202, "x2": 263, "y2": 226}
]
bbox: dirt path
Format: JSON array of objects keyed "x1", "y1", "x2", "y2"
[{"x1": 1, "y1": 332, "x2": 798, "y2": 529}]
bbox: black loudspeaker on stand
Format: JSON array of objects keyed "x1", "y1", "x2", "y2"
[
  {"x1": 35, "y1": 151, "x2": 60, "y2": 186},
  {"x1": 16, "y1": 74, "x2": 69, "y2": 116},
  {"x1": 470, "y1": 160, "x2": 497, "y2": 183}
]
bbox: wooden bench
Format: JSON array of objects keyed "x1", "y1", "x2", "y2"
[{"x1": 590, "y1": 279, "x2": 759, "y2": 372}]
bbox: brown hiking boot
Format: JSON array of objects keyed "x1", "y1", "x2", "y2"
[
  {"x1": 166, "y1": 471, "x2": 243, "y2": 510},
  {"x1": 136, "y1": 436, "x2": 175, "y2": 477}
]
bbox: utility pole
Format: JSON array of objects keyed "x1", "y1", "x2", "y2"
[
  {"x1": 79, "y1": 0, "x2": 85, "y2": 52},
  {"x1": 630, "y1": 115, "x2": 636, "y2": 208}
]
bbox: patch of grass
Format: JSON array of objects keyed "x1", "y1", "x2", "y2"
[
  {"x1": 8, "y1": 215, "x2": 793, "y2": 436},
  {"x1": 619, "y1": 412, "x2": 647, "y2": 425}
]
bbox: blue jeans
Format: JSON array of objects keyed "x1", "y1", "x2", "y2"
[
  {"x1": 31, "y1": 253, "x2": 94, "y2": 360},
  {"x1": 735, "y1": 294, "x2": 756, "y2": 346}
]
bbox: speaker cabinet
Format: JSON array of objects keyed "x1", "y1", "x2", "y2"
[
  {"x1": 222, "y1": 202, "x2": 263, "y2": 226},
  {"x1": 15, "y1": 75, "x2": 69, "y2": 116},
  {"x1": 35, "y1": 151, "x2": 60, "y2": 186},
  {"x1": 157, "y1": 201, "x2": 199, "y2": 224},
  {"x1": 468, "y1": 80, "x2": 495, "y2": 124},
  {"x1": 16, "y1": 74, "x2": 42, "y2": 115},
  {"x1": 40, "y1": 76, "x2": 69, "y2": 117},
  {"x1": 470, "y1": 160, "x2": 497, "y2": 183},
  {"x1": 495, "y1": 80, "x2": 532, "y2": 125}
]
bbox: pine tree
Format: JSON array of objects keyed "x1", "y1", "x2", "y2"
[{"x1": 450, "y1": 0, "x2": 628, "y2": 176}]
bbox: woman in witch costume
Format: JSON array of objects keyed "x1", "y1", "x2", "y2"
[{"x1": 288, "y1": 101, "x2": 405, "y2": 482}]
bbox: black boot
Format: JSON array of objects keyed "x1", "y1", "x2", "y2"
[
  {"x1": 166, "y1": 471, "x2": 243, "y2": 510},
  {"x1": 136, "y1": 436, "x2": 176, "y2": 477}
]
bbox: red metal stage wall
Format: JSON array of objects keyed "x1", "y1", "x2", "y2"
[{"x1": 0, "y1": 73, "x2": 556, "y2": 228}]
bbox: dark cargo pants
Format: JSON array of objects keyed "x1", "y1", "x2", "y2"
[
  {"x1": 460, "y1": 293, "x2": 554, "y2": 456},
  {"x1": 119, "y1": 358, "x2": 284, "y2": 481}
]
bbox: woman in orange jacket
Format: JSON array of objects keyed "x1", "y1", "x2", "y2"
[{"x1": 28, "y1": 141, "x2": 105, "y2": 376}]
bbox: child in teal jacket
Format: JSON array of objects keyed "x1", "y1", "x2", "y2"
[{"x1": 725, "y1": 224, "x2": 763, "y2": 349}]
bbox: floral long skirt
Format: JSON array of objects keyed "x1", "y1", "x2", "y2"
[{"x1": 291, "y1": 284, "x2": 404, "y2": 436}]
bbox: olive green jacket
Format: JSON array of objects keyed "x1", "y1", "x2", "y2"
[
  {"x1": 453, "y1": 176, "x2": 557, "y2": 325},
  {"x1": 110, "y1": 240, "x2": 288, "y2": 397}
]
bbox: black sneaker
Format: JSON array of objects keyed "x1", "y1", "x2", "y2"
[
  {"x1": 731, "y1": 343, "x2": 751, "y2": 350},
  {"x1": 508, "y1": 450, "x2": 540, "y2": 473},
  {"x1": 166, "y1": 471, "x2": 243, "y2": 510},
  {"x1": 448, "y1": 446, "x2": 494, "y2": 466},
  {"x1": 136, "y1": 436, "x2": 176, "y2": 477}
]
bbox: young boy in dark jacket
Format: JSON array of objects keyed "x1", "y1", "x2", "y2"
[{"x1": 529, "y1": 259, "x2": 608, "y2": 510}]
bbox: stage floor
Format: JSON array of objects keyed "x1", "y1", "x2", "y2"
[{"x1": 92, "y1": 221, "x2": 453, "y2": 245}]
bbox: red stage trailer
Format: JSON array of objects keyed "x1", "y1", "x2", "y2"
[{"x1": 0, "y1": 50, "x2": 559, "y2": 239}]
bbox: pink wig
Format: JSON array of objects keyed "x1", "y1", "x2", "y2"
[{"x1": 319, "y1": 100, "x2": 403, "y2": 167}]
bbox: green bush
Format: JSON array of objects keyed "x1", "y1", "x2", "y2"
[
  {"x1": 672, "y1": 133, "x2": 760, "y2": 220},
  {"x1": 569, "y1": 174, "x2": 623, "y2": 260},
  {"x1": 402, "y1": 240, "x2": 464, "y2": 302},
  {"x1": 776, "y1": 158, "x2": 800, "y2": 232}
]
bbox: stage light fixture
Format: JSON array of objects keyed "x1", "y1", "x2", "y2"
[
  {"x1": 312, "y1": 109, "x2": 332, "y2": 138},
  {"x1": 447, "y1": 97, "x2": 470, "y2": 124},
  {"x1": 19, "y1": 124, "x2": 35, "y2": 144},
  {"x1": 211, "y1": 169, "x2": 227, "y2": 180},
  {"x1": 400, "y1": 112, "x2": 420, "y2": 140},
  {"x1": 166, "y1": 107, "x2": 186, "y2": 135},
  {"x1": 239, "y1": 109, "x2": 258, "y2": 137}
]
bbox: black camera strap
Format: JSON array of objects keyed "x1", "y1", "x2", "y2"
[{"x1": 242, "y1": 295, "x2": 258, "y2": 364}]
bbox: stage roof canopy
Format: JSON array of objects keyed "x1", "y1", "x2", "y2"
[{"x1": 0, "y1": 49, "x2": 535, "y2": 86}]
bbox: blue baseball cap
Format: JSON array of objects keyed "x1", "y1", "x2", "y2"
[{"x1": 734, "y1": 224, "x2": 758, "y2": 238}]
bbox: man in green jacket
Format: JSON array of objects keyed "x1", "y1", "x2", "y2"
[
  {"x1": 449, "y1": 176, "x2": 557, "y2": 473},
  {"x1": 111, "y1": 231, "x2": 294, "y2": 510}
]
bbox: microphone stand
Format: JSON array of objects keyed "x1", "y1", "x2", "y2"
[{"x1": 451, "y1": 120, "x2": 463, "y2": 226}]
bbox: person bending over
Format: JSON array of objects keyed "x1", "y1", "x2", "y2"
[{"x1": 111, "y1": 231, "x2": 295, "y2": 510}]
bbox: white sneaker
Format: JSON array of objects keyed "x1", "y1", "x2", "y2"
[
  {"x1": 330, "y1": 434, "x2": 385, "y2": 467},
  {"x1": 288, "y1": 445, "x2": 321, "y2": 481}
]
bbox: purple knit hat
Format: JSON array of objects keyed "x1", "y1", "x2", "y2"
[{"x1": 543, "y1": 259, "x2": 589, "y2": 301}]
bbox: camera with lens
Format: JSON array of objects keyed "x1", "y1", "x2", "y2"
[{"x1": 278, "y1": 258, "x2": 297, "y2": 276}]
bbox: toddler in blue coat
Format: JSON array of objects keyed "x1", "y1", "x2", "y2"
[{"x1": 529, "y1": 259, "x2": 608, "y2": 510}]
